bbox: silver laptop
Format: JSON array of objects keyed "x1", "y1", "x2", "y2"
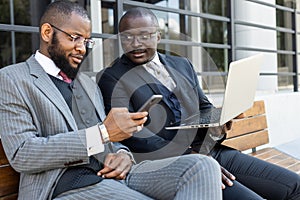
[{"x1": 165, "y1": 53, "x2": 263, "y2": 130}]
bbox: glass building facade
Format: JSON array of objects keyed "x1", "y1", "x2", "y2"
[{"x1": 1, "y1": 0, "x2": 300, "y2": 94}]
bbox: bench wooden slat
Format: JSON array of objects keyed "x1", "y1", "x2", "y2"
[
  {"x1": 250, "y1": 148, "x2": 300, "y2": 175},
  {"x1": 0, "y1": 140, "x2": 19, "y2": 199},
  {"x1": 222, "y1": 100, "x2": 269, "y2": 152},
  {"x1": 226, "y1": 115, "x2": 268, "y2": 138},
  {"x1": 0, "y1": 193, "x2": 18, "y2": 200},
  {"x1": 242, "y1": 100, "x2": 266, "y2": 117},
  {"x1": 222, "y1": 129, "x2": 269, "y2": 151},
  {"x1": 0, "y1": 167, "x2": 19, "y2": 198},
  {"x1": 0, "y1": 142, "x2": 9, "y2": 166}
]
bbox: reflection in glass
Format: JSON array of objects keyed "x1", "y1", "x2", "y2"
[
  {"x1": 276, "y1": 9, "x2": 293, "y2": 29},
  {"x1": 276, "y1": 0, "x2": 295, "y2": 8},
  {"x1": 0, "y1": 32, "x2": 34, "y2": 68},
  {"x1": 277, "y1": 54, "x2": 293, "y2": 90},
  {"x1": 0, "y1": 0, "x2": 10, "y2": 24}
]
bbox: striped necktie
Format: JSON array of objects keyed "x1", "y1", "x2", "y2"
[{"x1": 146, "y1": 61, "x2": 176, "y2": 91}]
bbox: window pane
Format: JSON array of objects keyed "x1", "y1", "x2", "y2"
[
  {"x1": 278, "y1": 54, "x2": 294, "y2": 89},
  {"x1": 278, "y1": 54, "x2": 293, "y2": 72},
  {"x1": 13, "y1": 0, "x2": 30, "y2": 25},
  {"x1": 276, "y1": 9, "x2": 293, "y2": 29},
  {"x1": 15, "y1": 32, "x2": 35, "y2": 61},
  {"x1": 201, "y1": 19, "x2": 227, "y2": 44},
  {"x1": 0, "y1": 31, "x2": 12, "y2": 68},
  {"x1": 276, "y1": 0, "x2": 296, "y2": 8},
  {"x1": 101, "y1": 7, "x2": 114, "y2": 34},
  {"x1": 0, "y1": 0, "x2": 10, "y2": 24},
  {"x1": 0, "y1": 32, "x2": 36, "y2": 68},
  {"x1": 277, "y1": 32, "x2": 293, "y2": 51},
  {"x1": 278, "y1": 75, "x2": 294, "y2": 90},
  {"x1": 199, "y1": 0, "x2": 228, "y2": 16},
  {"x1": 204, "y1": 48, "x2": 227, "y2": 72}
]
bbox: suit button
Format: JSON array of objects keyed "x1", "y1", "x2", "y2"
[
  {"x1": 80, "y1": 110, "x2": 86, "y2": 114},
  {"x1": 85, "y1": 119, "x2": 90, "y2": 124}
]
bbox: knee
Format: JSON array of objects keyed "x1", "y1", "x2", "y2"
[
  {"x1": 186, "y1": 154, "x2": 221, "y2": 175},
  {"x1": 288, "y1": 174, "x2": 300, "y2": 199}
]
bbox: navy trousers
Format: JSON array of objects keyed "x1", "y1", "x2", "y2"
[{"x1": 213, "y1": 144, "x2": 300, "y2": 200}]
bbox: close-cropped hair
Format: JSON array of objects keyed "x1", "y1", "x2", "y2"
[
  {"x1": 118, "y1": 7, "x2": 159, "y2": 31},
  {"x1": 39, "y1": 0, "x2": 90, "y2": 28}
]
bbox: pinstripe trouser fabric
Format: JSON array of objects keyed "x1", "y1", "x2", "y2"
[{"x1": 54, "y1": 154, "x2": 221, "y2": 200}]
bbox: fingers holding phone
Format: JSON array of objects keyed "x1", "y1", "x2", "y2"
[{"x1": 103, "y1": 107, "x2": 148, "y2": 141}]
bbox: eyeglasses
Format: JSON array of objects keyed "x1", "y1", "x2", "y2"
[
  {"x1": 49, "y1": 23, "x2": 95, "y2": 48},
  {"x1": 120, "y1": 32, "x2": 158, "y2": 43}
]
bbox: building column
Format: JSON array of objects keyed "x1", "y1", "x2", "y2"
[{"x1": 234, "y1": 0, "x2": 278, "y2": 92}]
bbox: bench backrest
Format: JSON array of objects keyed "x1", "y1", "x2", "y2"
[
  {"x1": 222, "y1": 100, "x2": 269, "y2": 152},
  {"x1": 0, "y1": 139, "x2": 19, "y2": 200}
]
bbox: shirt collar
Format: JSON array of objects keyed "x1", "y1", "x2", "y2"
[
  {"x1": 151, "y1": 52, "x2": 162, "y2": 66},
  {"x1": 35, "y1": 50, "x2": 61, "y2": 78}
]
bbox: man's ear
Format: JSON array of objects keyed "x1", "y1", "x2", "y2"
[
  {"x1": 157, "y1": 31, "x2": 161, "y2": 43},
  {"x1": 40, "y1": 23, "x2": 53, "y2": 43}
]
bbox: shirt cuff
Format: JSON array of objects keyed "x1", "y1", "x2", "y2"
[{"x1": 85, "y1": 124, "x2": 105, "y2": 156}]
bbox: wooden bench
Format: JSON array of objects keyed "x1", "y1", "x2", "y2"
[
  {"x1": 222, "y1": 100, "x2": 269, "y2": 152},
  {"x1": 0, "y1": 139, "x2": 19, "y2": 200},
  {"x1": 0, "y1": 100, "x2": 299, "y2": 199},
  {"x1": 222, "y1": 100, "x2": 300, "y2": 175}
]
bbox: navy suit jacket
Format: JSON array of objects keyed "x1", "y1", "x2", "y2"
[{"x1": 97, "y1": 53, "x2": 214, "y2": 162}]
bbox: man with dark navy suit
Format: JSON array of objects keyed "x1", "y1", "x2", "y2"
[
  {"x1": 97, "y1": 7, "x2": 300, "y2": 200},
  {"x1": 0, "y1": 1, "x2": 223, "y2": 200}
]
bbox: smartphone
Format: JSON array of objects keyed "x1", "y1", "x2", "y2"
[{"x1": 137, "y1": 95, "x2": 163, "y2": 112}]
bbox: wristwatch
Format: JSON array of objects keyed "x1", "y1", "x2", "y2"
[{"x1": 97, "y1": 123, "x2": 110, "y2": 144}]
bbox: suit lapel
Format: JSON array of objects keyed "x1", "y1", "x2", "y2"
[
  {"x1": 157, "y1": 53, "x2": 178, "y2": 84},
  {"x1": 27, "y1": 56, "x2": 77, "y2": 130}
]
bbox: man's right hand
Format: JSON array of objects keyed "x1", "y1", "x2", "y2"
[{"x1": 103, "y1": 107, "x2": 148, "y2": 142}]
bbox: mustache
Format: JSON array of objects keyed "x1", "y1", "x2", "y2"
[
  {"x1": 127, "y1": 48, "x2": 146, "y2": 54},
  {"x1": 71, "y1": 54, "x2": 84, "y2": 60}
]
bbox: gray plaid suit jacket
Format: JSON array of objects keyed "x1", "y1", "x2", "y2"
[{"x1": 0, "y1": 55, "x2": 126, "y2": 200}]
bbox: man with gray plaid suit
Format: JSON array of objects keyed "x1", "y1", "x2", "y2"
[{"x1": 0, "y1": 1, "x2": 221, "y2": 200}]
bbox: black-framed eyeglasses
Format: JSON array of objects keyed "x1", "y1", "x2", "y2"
[
  {"x1": 49, "y1": 23, "x2": 95, "y2": 48},
  {"x1": 120, "y1": 32, "x2": 158, "y2": 43}
]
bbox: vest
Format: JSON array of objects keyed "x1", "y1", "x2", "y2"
[{"x1": 49, "y1": 76, "x2": 103, "y2": 198}]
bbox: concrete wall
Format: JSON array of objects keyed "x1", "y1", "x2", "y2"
[
  {"x1": 257, "y1": 92, "x2": 300, "y2": 146},
  {"x1": 234, "y1": 0, "x2": 278, "y2": 92}
]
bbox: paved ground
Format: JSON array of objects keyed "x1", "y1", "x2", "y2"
[{"x1": 275, "y1": 137, "x2": 300, "y2": 160}]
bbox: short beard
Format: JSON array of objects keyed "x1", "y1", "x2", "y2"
[{"x1": 48, "y1": 32, "x2": 79, "y2": 79}]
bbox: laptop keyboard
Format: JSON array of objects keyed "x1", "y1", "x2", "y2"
[{"x1": 183, "y1": 107, "x2": 222, "y2": 125}]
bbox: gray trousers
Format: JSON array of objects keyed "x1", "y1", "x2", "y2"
[{"x1": 54, "y1": 154, "x2": 221, "y2": 200}]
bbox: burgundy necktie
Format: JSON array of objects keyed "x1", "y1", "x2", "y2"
[{"x1": 59, "y1": 71, "x2": 72, "y2": 83}]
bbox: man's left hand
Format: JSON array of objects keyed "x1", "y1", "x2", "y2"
[
  {"x1": 97, "y1": 152, "x2": 133, "y2": 180},
  {"x1": 221, "y1": 166, "x2": 236, "y2": 189}
]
